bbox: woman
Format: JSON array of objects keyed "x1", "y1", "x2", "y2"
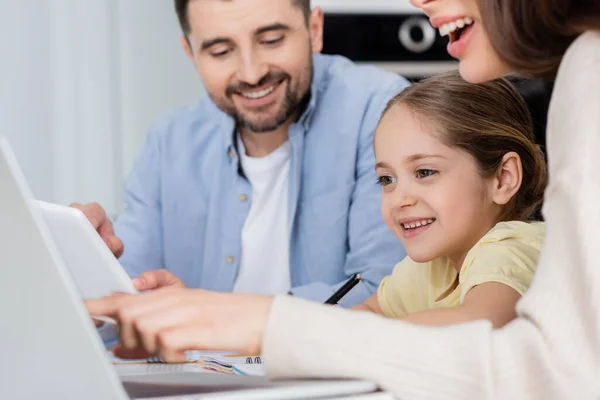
[{"x1": 87, "y1": 0, "x2": 600, "y2": 398}]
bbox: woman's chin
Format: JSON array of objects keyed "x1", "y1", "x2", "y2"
[
  {"x1": 458, "y1": 62, "x2": 500, "y2": 83},
  {"x1": 457, "y1": 56, "x2": 512, "y2": 83}
]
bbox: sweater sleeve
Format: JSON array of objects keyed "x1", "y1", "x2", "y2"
[
  {"x1": 261, "y1": 31, "x2": 600, "y2": 399},
  {"x1": 263, "y1": 296, "x2": 567, "y2": 399}
]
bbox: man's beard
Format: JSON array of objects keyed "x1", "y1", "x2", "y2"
[{"x1": 214, "y1": 62, "x2": 313, "y2": 133}]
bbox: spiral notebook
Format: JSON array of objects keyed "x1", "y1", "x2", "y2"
[{"x1": 110, "y1": 351, "x2": 265, "y2": 376}]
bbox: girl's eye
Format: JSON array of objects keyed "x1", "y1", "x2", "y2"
[
  {"x1": 376, "y1": 176, "x2": 396, "y2": 186},
  {"x1": 416, "y1": 169, "x2": 437, "y2": 179}
]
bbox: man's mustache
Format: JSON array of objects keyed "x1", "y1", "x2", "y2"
[{"x1": 226, "y1": 72, "x2": 290, "y2": 96}]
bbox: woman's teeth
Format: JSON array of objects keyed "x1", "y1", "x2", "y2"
[
  {"x1": 402, "y1": 219, "x2": 435, "y2": 230},
  {"x1": 241, "y1": 83, "x2": 278, "y2": 99},
  {"x1": 438, "y1": 17, "x2": 473, "y2": 37}
]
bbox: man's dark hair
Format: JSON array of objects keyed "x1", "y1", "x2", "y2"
[{"x1": 174, "y1": 0, "x2": 311, "y2": 35}]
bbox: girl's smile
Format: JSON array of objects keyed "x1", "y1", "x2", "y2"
[{"x1": 397, "y1": 217, "x2": 436, "y2": 239}]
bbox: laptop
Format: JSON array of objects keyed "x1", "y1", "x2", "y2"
[{"x1": 0, "y1": 137, "x2": 385, "y2": 400}]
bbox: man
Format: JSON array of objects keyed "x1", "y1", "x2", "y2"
[{"x1": 78, "y1": 0, "x2": 408, "y2": 307}]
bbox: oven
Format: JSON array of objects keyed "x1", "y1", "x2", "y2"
[{"x1": 314, "y1": 0, "x2": 457, "y2": 80}]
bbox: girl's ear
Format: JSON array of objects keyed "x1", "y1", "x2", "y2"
[{"x1": 491, "y1": 152, "x2": 522, "y2": 206}]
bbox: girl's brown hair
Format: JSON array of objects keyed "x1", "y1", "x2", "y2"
[
  {"x1": 381, "y1": 71, "x2": 547, "y2": 222},
  {"x1": 479, "y1": 0, "x2": 600, "y2": 80}
]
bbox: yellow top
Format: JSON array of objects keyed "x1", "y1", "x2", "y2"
[{"x1": 377, "y1": 221, "x2": 546, "y2": 318}]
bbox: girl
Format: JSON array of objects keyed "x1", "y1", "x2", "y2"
[{"x1": 353, "y1": 71, "x2": 547, "y2": 329}]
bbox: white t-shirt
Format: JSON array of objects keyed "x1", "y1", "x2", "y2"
[{"x1": 232, "y1": 138, "x2": 291, "y2": 295}]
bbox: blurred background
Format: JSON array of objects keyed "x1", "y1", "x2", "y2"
[
  {"x1": 0, "y1": 0, "x2": 551, "y2": 216},
  {"x1": 1, "y1": 0, "x2": 203, "y2": 215}
]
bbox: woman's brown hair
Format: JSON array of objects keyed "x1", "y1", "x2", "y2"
[
  {"x1": 480, "y1": 0, "x2": 600, "y2": 80},
  {"x1": 380, "y1": 71, "x2": 547, "y2": 222}
]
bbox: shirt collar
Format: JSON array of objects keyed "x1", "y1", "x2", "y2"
[{"x1": 297, "y1": 53, "x2": 325, "y2": 130}]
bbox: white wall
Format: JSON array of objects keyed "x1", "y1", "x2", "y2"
[
  {"x1": 1, "y1": 1, "x2": 54, "y2": 201},
  {"x1": 0, "y1": 0, "x2": 204, "y2": 215},
  {"x1": 116, "y1": 0, "x2": 205, "y2": 177}
]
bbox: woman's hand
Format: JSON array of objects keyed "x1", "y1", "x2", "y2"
[{"x1": 85, "y1": 288, "x2": 273, "y2": 362}]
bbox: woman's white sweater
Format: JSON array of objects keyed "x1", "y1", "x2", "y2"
[{"x1": 262, "y1": 31, "x2": 600, "y2": 399}]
